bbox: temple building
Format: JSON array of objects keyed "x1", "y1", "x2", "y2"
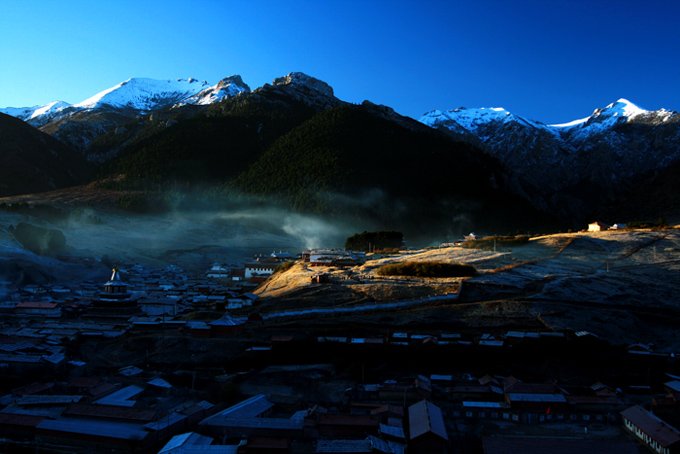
[{"x1": 86, "y1": 268, "x2": 140, "y2": 320}]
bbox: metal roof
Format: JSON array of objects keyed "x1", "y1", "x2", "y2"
[
  {"x1": 94, "y1": 384, "x2": 144, "y2": 407},
  {"x1": 148, "y1": 377, "x2": 173, "y2": 389},
  {"x1": 200, "y1": 395, "x2": 292, "y2": 429},
  {"x1": 217, "y1": 394, "x2": 273, "y2": 418},
  {"x1": 159, "y1": 447, "x2": 238, "y2": 454},
  {"x1": 665, "y1": 380, "x2": 680, "y2": 393},
  {"x1": 462, "y1": 401, "x2": 507, "y2": 408},
  {"x1": 507, "y1": 393, "x2": 567, "y2": 403},
  {"x1": 368, "y1": 436, "x2": 406, "y2": 454},
  {"x1": 159, "y1": 432, "x2": 214, "y2": 454},
  {"x1": 408, "y1": 400, "x2": 448, "y2": 442},
  {"x1": 380, "y1": 423, "x2": 405, "y2": 439},
  {"x1": 17, "y1": 395, "x2": 82, "y2": 406}
]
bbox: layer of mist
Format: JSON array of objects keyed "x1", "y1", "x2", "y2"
[{"x1": 0, "y1": 201, "x2": 375, "y2": 286}]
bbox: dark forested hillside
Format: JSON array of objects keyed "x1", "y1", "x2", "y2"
[
  {"x1": 103, "y1": 93, "x2": 322, "y2": 187},
  {"x1": 231, "y1": 105, "x2": 558, "y2": 237},
  {"x1": 96, "y1": 98, "x2": 559, "y2": 238}
]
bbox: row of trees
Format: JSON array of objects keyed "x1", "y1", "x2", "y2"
[
  {"x1": 377, "y1": 261, "x2": 476, "y2": 278},
  {"x1": 345, "y1": 230, "x2": 404, "y2": 252}
]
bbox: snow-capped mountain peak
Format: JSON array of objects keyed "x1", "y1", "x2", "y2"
[
  {"x1": 0, "y1": 101, "x2": 71, "y2": 122},
  {"x1": 72, "y1": 77, "x2": 212, "y2": 113},
  {"x1": 555, "y1": 98, "x2": 677, "y2": 131},
  {"x1": 420, "y1": 105, "x2": 551, "y2": 136},
  {"x1": 591, "y1": 98, "x2": 645, "y2": 121},
  {"x1": 176, "y1": 75, "x2": 250, "y2": 107},
  {"x1": 421, "y1": 106, "x2": 510, "y2": 130}
]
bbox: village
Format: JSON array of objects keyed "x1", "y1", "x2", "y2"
[{"x1": 0, "y1": 227, "x2": 679, "y2": 454}]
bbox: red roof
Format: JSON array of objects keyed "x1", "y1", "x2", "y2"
[
  {"x1": 246, "y1": 436, "x2": 290, "y2": 449},
  {"x1": 68, "y1": 377, "x2": 104, "y2": 389},
  {"x1": 63, "y1": 403, "x2": 158, "y2": 423},
  {"x1": 13, "y1": 382, "x2": 54, "y2": 396},
  {"x1": 86, "y1": 382, "x2": 119, "y2": 397},
  {"x1": 507, "y1": 383, "x2": 558, "y2": 394},
  {"x1": 370, "y1": 404, "x2": 404, "y2": 417},
  {"x1": 16, "y1": 302, "x2": 58, "y2": 309},
  {"x1": 0, "y1": 413, "x2": 45, "y2": 428}
]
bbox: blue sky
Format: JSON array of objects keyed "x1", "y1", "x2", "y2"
[{"x1": 1, "y1": 0, "x2": 679, "y2": 124}]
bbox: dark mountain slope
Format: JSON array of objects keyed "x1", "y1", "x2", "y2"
[
  {"x1": 233, "y1": 105, "x2": 558, "y2": 238},
  {"x1": 106, "y1": 92, "x2": 323, "y2": 187},
  {"x1": 0, "y1": 113, "x2": 93, "y2": 197},
  {"x1": 592, "y1": 160, "x2": 680, "y2": 225}
]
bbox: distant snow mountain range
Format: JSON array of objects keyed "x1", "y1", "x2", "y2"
[
  {"x1": 0, "y1": 76, "x2": 250, "y2": 125},
  {"x1": 420, "y1": 98, "x2": 680, "y2": 221},
  {"x1": 4, "y1": 75, "x2": 675, "y2": 138}
]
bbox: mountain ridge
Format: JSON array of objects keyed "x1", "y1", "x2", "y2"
[
  {"x1": 1, "y1": 73, "x2": 678, "y2": 229},
  {"x1": 421, "y1": 98, "x2": 680, "y2": 225}
]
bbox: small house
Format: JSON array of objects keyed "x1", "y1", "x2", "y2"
[
  {"x1": 588, "y1": 221, "x2": 610, "y2": 232},
  {"x1": 408, "y1": 400, "x2": 449, "y2": 453}
]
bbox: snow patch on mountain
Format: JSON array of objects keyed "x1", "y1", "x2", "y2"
[
  {"x1": 176, "y1": 75, "x2": 250, "y2": 107},
  {"x1": 0, "y1": 101, "x2": 71, "y2": 121},
  {"x1": 421, "y1": 106, "x2": 558, "y2": 138},
  {"x1": 72, "y1": 77, "x2": 211, "y2": 112}
]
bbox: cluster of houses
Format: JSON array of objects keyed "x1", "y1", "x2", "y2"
[
  {"x1": 4, "y1": 248, "x2": 680, "y2": 452},
  {"x1": 0, "y1": 258, "x2": 264, "y2": 321},
  {"x1": 2, "y1": 324, "x2": 680, "y2": 454},
  {"x1": 208, "y1": 251, "x2": 295, "y2": 283},
  {"x1": 588, "y1": 221, "x2": 628, "y2": 232}
]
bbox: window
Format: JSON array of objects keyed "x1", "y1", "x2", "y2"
[
  {"x1": 583, "y1": 414, "x2": 590, "y2": 421},
  {"x1": 491, "y1": 412, "x2": 498, "y2": 419},
  {"x1": 466, "y1": 411, "x2": 473, "y2": 418}
]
